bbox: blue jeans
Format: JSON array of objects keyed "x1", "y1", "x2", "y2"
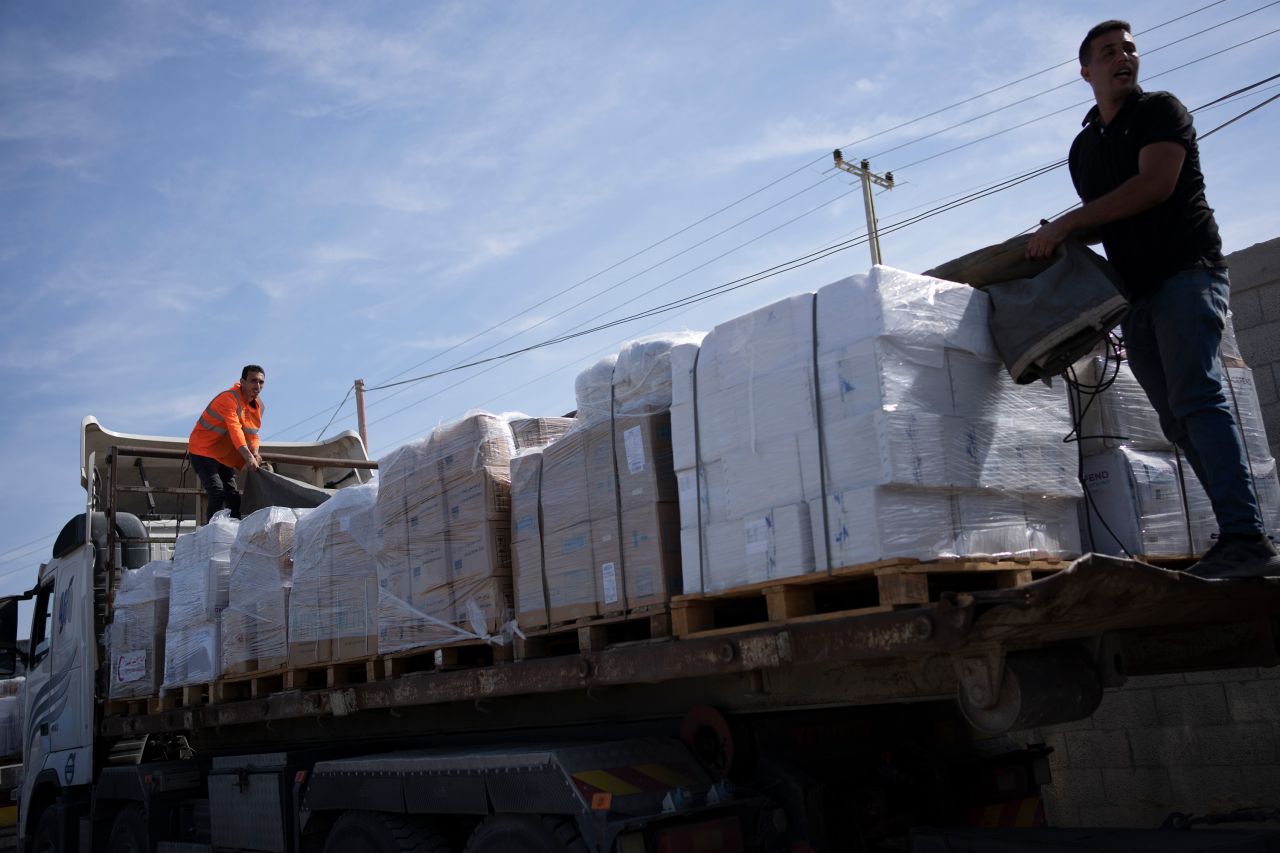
[{"x1": 1122, "y1": 266, "x2": 1262, "y2": 536}]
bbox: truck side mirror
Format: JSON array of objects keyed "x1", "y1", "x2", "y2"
[{"x1": 0, "y1": 596, "x2": 23, "y2": 678}]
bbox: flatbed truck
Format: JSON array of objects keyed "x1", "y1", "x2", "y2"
[{"x1": 4, "y1": 418, "x2": 1280, "y2": 852}]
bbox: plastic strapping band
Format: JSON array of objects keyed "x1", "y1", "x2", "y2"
[
  {"x1": 692, "y1": 347, "x2": 707, "y2": 593},
  {"x1": 608, "y1": 384, "x2": 630, "y2": 614},
  {"x1": 534, "y1": 454, "x2": 553, "y2": 635},
  {"x1": 810, "y1": 293, "x2": 834, "y2": 575},
  {"x1": 1171, "y1": 448, "x2": 1197, "y2": 554}
]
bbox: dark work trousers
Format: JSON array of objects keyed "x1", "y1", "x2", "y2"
[{"x1": 190, "y1": 453, "x2": 242, "y2": 522}]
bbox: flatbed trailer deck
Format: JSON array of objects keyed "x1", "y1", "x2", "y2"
[{"x1": 102, "y1": 555, "x2": 1280, "y2": 745}]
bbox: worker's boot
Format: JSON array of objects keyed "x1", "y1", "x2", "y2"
[{"x1": 1186, "y1": 533, "x2": 1280, "y2": 579}]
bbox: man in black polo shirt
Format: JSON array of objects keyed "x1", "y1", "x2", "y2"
[{"x1": 1027, "y1": 19, "x2": 1278, "y2": 578}]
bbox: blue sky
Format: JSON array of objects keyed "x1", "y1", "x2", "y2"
[{"x1": 2, "y1": 0, "x2": 1278, "y2": 596}]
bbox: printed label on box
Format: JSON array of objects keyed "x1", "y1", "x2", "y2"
[
  {"x1": 115, "y1": 651, "x2": 147, "y2": 683},
  {"x1": 624, "y1": 426, "x2": 646, "y2": 474},
  {"x1": 601, "y1": 562, "x2": 619, "y2": 604},
  {"x1": 744, "y1": 518, "x2": 769, "y2": 556}
]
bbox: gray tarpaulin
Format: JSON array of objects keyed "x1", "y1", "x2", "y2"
[
  {"x1": 241, "y1": 468, "x2": 335, "y2": 516},
  {"x1": 927, "y1": 237, "x2": 1129, "y2": 384}
]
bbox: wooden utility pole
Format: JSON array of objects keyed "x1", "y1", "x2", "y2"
[
  {"x1": 354, "y1": 379, "x2": 369, "y2": 452},
  {"x1": 833, "y1": 150, "x2": 895, "y2": 266}
]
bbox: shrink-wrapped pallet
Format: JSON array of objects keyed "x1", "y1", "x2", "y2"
[
  {"x1": 221, "y1": 506, "x2": 307, "y2": 676},
  {"x1": 514, "y1": 336, "x2": 696, "y2": 630},
  {"x1": 163, "y1": 511, "x2": 237, "y2": 688},
  {"x1": 291, "y1": 483, "x2": 379, "y2": 666},
  {"x1": 676, "y1": 267, "x2": 1082, "y2": 595},
  {"x1": 109, "y1": 560, "x2": 171, "y2": 699},
  {"x1": 375, "y1": 414, "x2": 516, "y2": 654}
]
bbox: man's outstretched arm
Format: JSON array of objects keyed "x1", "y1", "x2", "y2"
[{"x1": 1026, "y1": 140, "x2": 1185, "y2": 259}]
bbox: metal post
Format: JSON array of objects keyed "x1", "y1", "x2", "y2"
[
  {"x1": 833, "y1": 149, "x2": 895, "y2": 267},
  {"x1": 354, "y1": 379, "x2": 369, "y2": 452}
]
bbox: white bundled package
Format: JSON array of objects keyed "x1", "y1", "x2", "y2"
[
  {"x1": 812, "y1": 487, "x2": 955, "y2": 569},
  {"x1": 292, "y1": 482, "x2": 380, "y2": 665},
  {"x1": 1070, "y1": 356, "x2": 1169, "y2": 455},
  {"x1": 1081, "y1": 448, "x2": 1209, "y2": 558},
  {"x1": 109, "y1": 560, "x2": 171, "y2": 700},
  {"x1": 163, "y1": 511, "x2": 237, "y2": 689},
  {"x1": 222, "y1": 506, "x2": 306, "y2": 676},
  {"x1": 1225, "y1": 366, "x2": 1272, "y2": 466},
  {"x1": 815, "y1": 267, "x2": 998, "y2": 359}
]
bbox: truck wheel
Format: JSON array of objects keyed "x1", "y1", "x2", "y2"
[
  {"x1": 322, "y1": 811, "x2": 450, "y2": 853},
  {"x1": 462, "y1": 815, "x2": 588, "y2": 853},
  {"x1": 108, "y1": 804, "x2": 149, "y2": 853}
]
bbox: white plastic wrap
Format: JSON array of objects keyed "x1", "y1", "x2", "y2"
[
  {"x1": 163, "y1": 511, "x2": 237, "y2": 689},
  {"x1": 675, "y1": 267, "x2": 1081, "y2": 595},
  {"x1": 1080, "y1": 448, "x2": 1210, "y2": 558},
  {"x1": 1071, "y1": 355, "x2": 1170, "y2": 455},
  {"x1": 509, "y1": 416, "x2": 575, "y2": 451},
  {"x1": 519, "y1": 336, "x2": 692, "y2": 630},
  {"x1": 0, "y1": 678, "x2": 25, "y2": 759},
  {"x1": 290, "y1": 482, "x2": 380, "y2": 665},
  {"x1": 109, "y1": 560, "x2": 171, "y2": 699},
  {"x1": 1225, "y1": 366, "x2": 1272, "y2": 466},
  {"x1": 375, "y1": 414, "x2": 516, "y2": 655},
  {"x1": 815, "y1": 266, "x2": 999, "y2": 360},
  {"x1": 221, "y1": 506, "x2": 306, "y2": 676}
]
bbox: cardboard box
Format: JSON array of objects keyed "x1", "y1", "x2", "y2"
[
  {"x1": 614, "y1": 412, "x2": 678, "y2": 508},
  {"x1": 543, "y1": 523, "x2": 599, "y2": 623},
  {"x1": 703, "y1": 502, "x2": 812, "y2": 592},
  {"x1": 818, "y1": 338, "x2": 952, "y2": 420},
  {"x1": 510, "y1": 416, "x2": 575, "y2": 451},
  {"x1": 540, "y1": 429, "x2": 591, "y2": 533},
  {"x1": 619, "y1": 502, "x2": 682, "y2": 607},
  {"x1": 811, "y1": 487, "x2": 955, "y2": 569},
  {"x1": 1080, "y1": 449, "x2": 1194, "y2": 558}
]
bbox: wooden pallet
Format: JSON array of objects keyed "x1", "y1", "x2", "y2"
[
  {"x1": 379, "y1": 637, "x2": 514, "y2": 679},
  {"x1": 283, "y1": 658, "x2": 380, "y2": 692},
  {"x1": 210, "y1": 667, "x2": 288, "y2": 704},
  {"x1": 514, "y1": 606, "x2": 672, "y2": 662},
  {"x1": 671, "y1": 557, "x2": 1069, "y2": 639}
]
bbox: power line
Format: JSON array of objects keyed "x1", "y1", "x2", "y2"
[
  {"x1": 270, "y1": 0, "x2": 1244, "y2": 441},
  {"x1": 367, "y1": 12, "x2": 1280, "y2": 410},
  {"x1": 315, "y1": 383, "x2": 354, "y2": 442},
  {"x1": 354, "y1": 73, "x2": 1278, "y2": 429}
]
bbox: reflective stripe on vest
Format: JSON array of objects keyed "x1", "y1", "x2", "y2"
[
  {"x1": 243, "y1": 427, "x2": 259, "y2": 435},
  {"x1": 198, "y1": 416, "x2": 229, "y2": 435}
]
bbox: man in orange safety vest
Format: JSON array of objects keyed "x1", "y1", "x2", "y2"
[{"x1": 188, "y1": 365, "x2": 266, "y2": 521}]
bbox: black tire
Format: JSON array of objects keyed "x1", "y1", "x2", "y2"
[
  {"x1": 30, "y1": 809, "x2": 60, "y2": 853},
  {"x1": 322, "y1": 811, "x2": 450, "y2": 853},
  {"x1": 108, "y1": 803, "x2": 149, "y2": 853},
  {"x1": 462, "y1": 815, "x2": 588, "y2": 853}
]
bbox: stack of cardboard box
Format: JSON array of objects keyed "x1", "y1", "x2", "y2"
[
  {"x1": 163, "y1": 512, "x2": 236, "y2": 688},
  {"x1": 515, "y1": 337, "x2": 691, "y2": 629},
  {"x1": 290, "y1": 484, "x2": 379, "y2": 666},
  {"x1": 374, "y1": 414, "x2": 515, "y2": 654},
  {"x1": 221, "y1": 506, "x2": 306, "y2": 676},
  {"x1": 1074, "y1": 328, "x2": 1280, "y2": 558},
  {"x1": 673, "y1": 267, "x2": 1083, "y2": 595},
  {"x1": 108, "y1": 560, "x2": 170, "y2": 699}
]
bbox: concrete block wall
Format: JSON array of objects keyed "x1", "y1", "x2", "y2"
[
  {"x1": 1016, "y1": 667, "x2": 1280, "y2": 827},
  {"x1": 1227, "y1": 236, "x2": 1280, "y2": 462}
]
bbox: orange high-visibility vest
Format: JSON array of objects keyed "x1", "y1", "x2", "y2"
[{"x1": 188, "y1": 382, "x2": 264, "y2": 469}]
